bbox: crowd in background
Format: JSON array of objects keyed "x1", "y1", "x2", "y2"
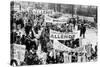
[{"x1": 10, "y1": 10, "x2": 97, "y2": 65}]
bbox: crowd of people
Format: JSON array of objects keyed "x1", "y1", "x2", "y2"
[{"x1": 10, "y1": 10, "x2": 97, "y2": 66}]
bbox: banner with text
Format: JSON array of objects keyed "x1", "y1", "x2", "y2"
[
  {"x1": 32, "y1": 9, "x2": 53, "y2": 15},
  {"x1": 45, "y1": 15, "x2": 68, "y2": 24},
  {"x1": 50, "y1": 29, "x2": 80, "y2": 40}
]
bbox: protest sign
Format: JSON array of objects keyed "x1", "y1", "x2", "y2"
[
  {"x1": 53, "y1": 40, "x2": 72, "y2": 51},
  {"x1": 13, "y1": 3, "x2": 20, "y2": 11},
  {"x1": 52, "y1": 21, "x2": 67, "y2": 24},
  {"x1": 32, "y1": 9, "x2": 53, "y2": 15},
  {"x1": 45, "y1": 15, "x2": 69, "y2": 24},
  {"x1": 50, "y1": 29, "x2": 79, "y2": 40},
  {"x1": 74, "y1": 45, "x2": 85, "y2": 52},
  {"x1": 11, "y1": 44, "x2": 26, "y2": 63},
  {"x1": 63, "y1": 52, "x2": 69, "y2": 63},
  {"x1": 56, "y1": 15, "x2": 69, "y2": 22},
  {"x1": 45, "y1": 15, "x2": 53, "y2": 22},
  {"x1": 74, "y1": 30, "x2": 80, "y2": 39},
  {"x1": 85, "y1": 44, "x2": 92, "y2": 57},
  {"x1": 45, "y1": 16, "x2": 67, "y2": 24}
]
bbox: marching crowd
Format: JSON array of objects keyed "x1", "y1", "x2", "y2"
[{"x1": 10, "y1": 10, "x2": 97, "y2": 65}]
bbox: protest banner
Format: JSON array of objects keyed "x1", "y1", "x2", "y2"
[
  {"x1": 32, "y1": 9, "x2": 53, "y2": 15},
  {"x1": 74, "y1": 30, "x2": 80, "y2": 39},
  {"x1": 45, "y1": 16, "x2": 67, "y2": 24},
  {"x1": 13, "y1": 3, "x2": 21, "y2": 11},
  {"x1": 52, "y1": 21, "x2": 67, "y2": 24},
  {"x1": 45, "y1": 15, "x2": 53, "y2": 22},
  {"x1": 85, "y1": 44, "x2": 92, "y2": 57},
  {"x1": 55, "y1": 15, "x2": 69, "y2": 22},
  {"x1": 53, "y1": 40, "x2": 72, "y2": 51},
  {"x1": 74, "y1": 45, "x2": 85, "y2": 52},
  {"x1": 50, "y1": 29, "x2": 80, "y2": 40},
  {"x1": 11, "y1": 44, "x2": 26, "y2": 64},
  {"x1": 45, "y1": 15, "x2": 69, "y2": 24}
]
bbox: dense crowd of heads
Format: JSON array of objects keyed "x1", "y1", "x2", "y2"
[{"x1": 10, "y1": 11, "x2": 97, "y2": 65}]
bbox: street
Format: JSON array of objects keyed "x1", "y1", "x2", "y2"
[{"x1": 82, "y1": 28, "x2": 97, "y2": 49}]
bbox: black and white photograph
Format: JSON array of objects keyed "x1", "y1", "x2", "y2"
[{"x1": 10, "y1": 1, "x2": 98, "y2": 66}]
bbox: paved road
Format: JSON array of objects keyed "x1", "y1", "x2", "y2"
[{"x1": 81, "y1": 28, "x2": 97, "y2": 49}]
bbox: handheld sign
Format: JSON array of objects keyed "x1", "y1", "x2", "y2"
[{"x1": 11, "y1": 44, "x2": 26, "y2": 65}]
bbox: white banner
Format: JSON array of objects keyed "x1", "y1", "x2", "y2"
[
  {"x1": 50, "y1": 29, "x2": 80, "y2": 40},
  {"x1": 54, "y1": 15, "x2": 69, "y2": 22},
  {"x1": 32, "y1": 9, "x2": 53, "y2": 15},
  {"x1": 45, "y1": 15, "x2": 53, "y2": 22},
  {"x1": 74, "y1": 45, "x2": 85, "y2": 52},
  {"x1": 53, "y1": 40, "x2": 86, "y2": 53},
  {"x1": 45, "y1": 15, "x2": 69, "y2": 24},
  {"x1": 53, "y1": 40, "x2": 72, "y2": 51}
]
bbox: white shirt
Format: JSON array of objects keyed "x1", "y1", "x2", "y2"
[{"x1": 63, "y1": 52, "x2": 69, "y2": 63}]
